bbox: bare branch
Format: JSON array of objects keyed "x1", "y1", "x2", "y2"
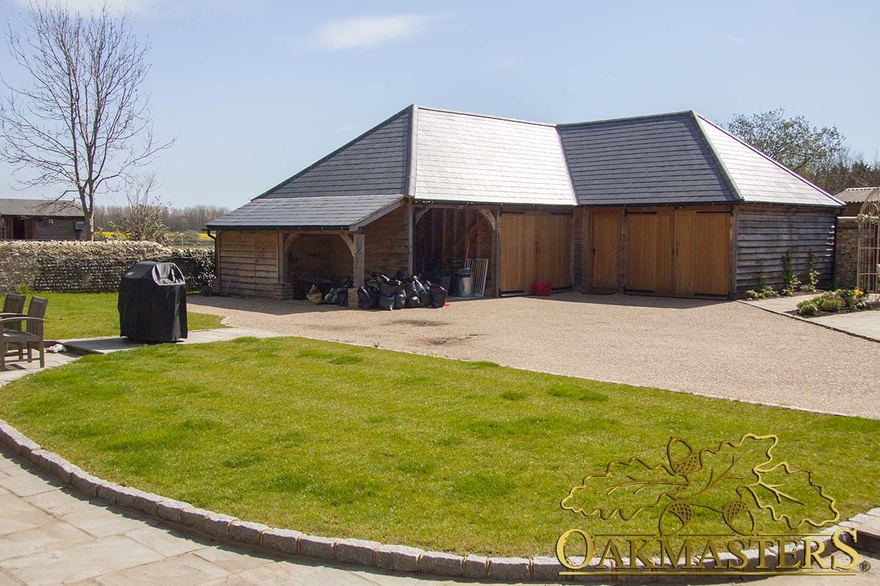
[{"x1": 0, "y1": 1, "x2": 174, "y2": 239}]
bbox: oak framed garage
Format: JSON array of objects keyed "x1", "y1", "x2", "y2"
[{"x1": 209, "y1": 106, "x2": 842, "y2": 301}]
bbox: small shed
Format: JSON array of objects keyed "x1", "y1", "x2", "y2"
[
  {"x1": 0, "y1": 198, "x2": 83, "y2": 240},
  {"x1": 209, "y1": 106, "x2": 843, "y2": 300},
  {"x1": 835, "y1": 187, "x2": 879, "y2": 217}
]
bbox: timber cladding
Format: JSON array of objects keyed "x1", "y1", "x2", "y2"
[
  {"x1": 364, "y1": 205, "x2": 410, "y2": 276},
  {"x1": 289, "y1": 234, "x2": 352, "y2": 280},
  {"x1": 217, "y1": 230, "x2": 280, "y2": 298},
  {"x1": 735, "y1": 206, "x2": 836, "y2": 292}
]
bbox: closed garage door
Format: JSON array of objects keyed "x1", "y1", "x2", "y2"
[
  {"x1": 624, "y1": 208, "x2": 730, "y2": 297},
  {"x1": 500, "y1": 211, "x2": 571, "y2": 295}
]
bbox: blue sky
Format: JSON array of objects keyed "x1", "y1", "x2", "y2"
[{"x1": 1, "y1": 0, "x2": 878, "y2": 209}]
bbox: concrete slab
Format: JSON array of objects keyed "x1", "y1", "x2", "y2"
[
  {"x1": 744, "y1": 295, "x2": 880, "y2": 343},
  {"x1": 62, "y1": 327, "x2": 283, "y2": 355},
  {"x1": 1, "y1": 534, "x2": 165, "y2": 585}
]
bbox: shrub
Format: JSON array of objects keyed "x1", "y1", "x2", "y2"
[
  {"x1": 168, "y1": 247, "x2": 215, "y2": 292},
  {"x1": 745, "y1": 290, "x2": 761, "y2": 300},
  {"x1": 819, "y1": 297, "x2": 844, "y2": 312},
  {"x1": 760, "y1": 285, "x2": 777, "y2": 298},
  {"x1": 800, "y1": 251, "x2": 819, "y2": 293},
  {"x1": 781, "y1": 250, "x2": 800, "y2": 296},
  {"x1": 798, "y1": 302, "x2": 818, "y2": 316}
]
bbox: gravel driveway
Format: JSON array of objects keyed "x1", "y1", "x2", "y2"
[{"x1": 189, "y1": 292, "x2": 880, "y2": 420}]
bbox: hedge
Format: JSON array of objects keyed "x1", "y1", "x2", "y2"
[{"x1": 0, "y1": 240, "x2": 214, "y2": 294}]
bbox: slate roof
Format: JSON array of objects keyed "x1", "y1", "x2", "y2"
[
  {"x1": 256, "y1": 109, "x2": 410, "y2": 200},
  {"x1": 558, "y1": 112, "x2": 736, "y2": 206},
  {"x1": 207, "y1": 194, "x2": 403, "y2": 230},
  {"x1": 834, "y1": 186, "x2": 880, "y2": 203},
  {"x1": 695, "y1": 115, "x2": 841, "y2": 207},
  {"x1": 411, "y1": 107, "x2": 576, "y2": 206},
  {"x1": 214, "y1": 105, "x2": 840, "y2": 229},
  {"x1": 0, "y1": 198, "x2": 81, "y2": 217}
]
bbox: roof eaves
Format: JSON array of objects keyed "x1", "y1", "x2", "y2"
[
  {"x1": 252, "y1": 105, "x2": 413, "y2": 201},
  {"x1": 696, "y1": 113, "x2": 845, "y2": 207},
  {"x1": 691, "y1": 111, "x2": 744, "y2": 202},
  {"x1": 348, "y1": 195, "x2": 406, "y2": 231}
]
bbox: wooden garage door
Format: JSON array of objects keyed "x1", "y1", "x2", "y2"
[
  {"x1": 591, "y1": 210, "x2": 622, "y2": 290},
  {"x1": 500, "y1": 212, "x2": 571, "y2": 294},
  {"x1": 625, "y1": 210, "x2": 674, "y2": 294},
  {"x1": 675, "y1": 210, "x2": 730, "y2": 296},
  {"x1": 624, "y1": 208, "x2": 730, "y2": 297}
]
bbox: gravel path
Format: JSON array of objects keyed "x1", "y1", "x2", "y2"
[{"x1": 189, "y1": 292, "x2": 880, "y2": 420}]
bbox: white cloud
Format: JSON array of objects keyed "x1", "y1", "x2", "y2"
[{"x1": 313, "y1": 14, "x2": 433, "y2": 51}]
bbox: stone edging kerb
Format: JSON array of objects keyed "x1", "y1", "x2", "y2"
[{"x1": 1, "y1": 419, "x2": 877, "y2": 582}]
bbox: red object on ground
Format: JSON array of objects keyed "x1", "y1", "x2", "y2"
[{"x1": 534, "y1": 281, "x2": 551, "y2": 296}]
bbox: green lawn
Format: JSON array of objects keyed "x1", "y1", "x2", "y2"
[
  {"x1": 1, "y1": 292, "x2": 225, "y2": 340},
  {"x1": 0, "y1": 336, "x2": 877, "y2": 556}
]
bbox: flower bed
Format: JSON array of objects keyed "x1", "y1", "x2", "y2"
[{"x1": 794, "y1": 289, "x2": 873, "y2": 317}]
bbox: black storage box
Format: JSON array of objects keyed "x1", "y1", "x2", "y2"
[{"x1": 118, "y1": 261, "x2": 188, "y2": 342}]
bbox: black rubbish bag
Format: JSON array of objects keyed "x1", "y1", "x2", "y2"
[
  {"x1": 118, "y1": 261, "x2": 188, "y2": 342},
  {"x1": 405, "y1": 295, "x2": 421, "y2": 308},
  {"x1": 378, "y1": 294, "x2": 395, "y2": 311},
  {"x1": 324, "y1": 288, "x2": 339, "y2": 305},
  {"x1": 336, "y1": 288, "x2": 349, "y2": 307},
  {"x1": 413, "y1": 278, "x2": 430, "y2": 307},
  {"x1": 358, "y1": 287, "x2": 377, "y2": 309},
  {"x1": 429, "y1": 283, "x2": 448, "y2": 308},
  {"x1": 379, "y1": 280, "x2": 401, "y2": 297},
  {"x1": 393, "y1": 290, "x2": 406, "y2": 310}
]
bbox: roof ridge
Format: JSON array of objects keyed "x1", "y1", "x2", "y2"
[
  {"x1": 691, "y1": 112, "x2": 744, "y2": 202},
  {"x1": 557, "y1": 110, "x2": 695, "y2": 129},
  {"x1": 695, "y1": 113, "x2": 844, "y2": 205},
  {"x1": 412, "y1": 104, "x2": 556, "y2": 128}
]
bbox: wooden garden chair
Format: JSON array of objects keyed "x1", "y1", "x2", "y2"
[
  {"x1": 1, "y1": 296, "x2": 48, "y2": 371},
  {"x1": 0, "y1": 294, "x2": 27, "y2": 331}
]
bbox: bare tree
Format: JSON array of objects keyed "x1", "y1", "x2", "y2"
[
  {"x1": 109, "y1": 171, "x2": 168, "y2": 242},
  {"x1": 0, "y1": 1, "x2": 172, "y2": 239}
]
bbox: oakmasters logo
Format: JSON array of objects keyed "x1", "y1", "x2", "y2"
[{"x1": 556, "y1": 434, "x2": 868, "y2": 577}]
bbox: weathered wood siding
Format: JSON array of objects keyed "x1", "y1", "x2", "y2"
[
  {"x1": 217, "y1": 230, "x2": 280, "y2": 297},
  {"x1": 365, "y1": 205, "x2": 410, "y2": 276},
  {"x1": 289, "y1": 234, "x2": 352, "y2": 280},
  {"x1": 735, "y1": 206, "x2": 837, "y2": 292}
]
